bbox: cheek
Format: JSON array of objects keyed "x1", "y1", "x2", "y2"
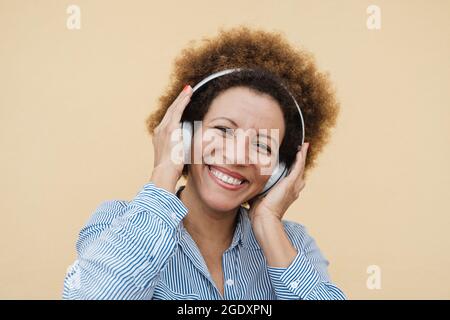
[
  {"x1": 199, "y1": 133, "x2": 225, "y2": 164},
  {"x1": 190, "y1": 130, "x2": 212, "y2": 163},
  {"x1": 255, "y1": 172, "x2": 271, "y2": 187}
]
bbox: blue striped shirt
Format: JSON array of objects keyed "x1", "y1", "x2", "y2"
[{"x1": 62, "y1": 182, "x2": 346, "y2": 300}]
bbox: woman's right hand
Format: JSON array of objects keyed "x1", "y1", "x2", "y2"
[{"x1": 150, "y1": 85, "x2": 193, "y2": 194}]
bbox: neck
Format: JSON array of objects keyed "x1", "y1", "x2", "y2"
[{"x1": 179, "y1": 177, "x2": 240, "y2": 248}]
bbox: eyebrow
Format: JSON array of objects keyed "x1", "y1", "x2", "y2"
[
  {"x1": 210, "y1": 116, "x2": 279, "y2": 144},
  {"x1": 210, "y1": 117, "x2": 238, "y2": 127}
]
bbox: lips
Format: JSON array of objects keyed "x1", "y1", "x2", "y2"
[
  {"x1": 208, "y1": 165, "x2": 247, "y2": 181},
  {"x1": 206, "y1": 165, "x2": 249, "y2": 191}
]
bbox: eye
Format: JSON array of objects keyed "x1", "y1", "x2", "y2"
[
  {"x1": 256, "y1": 142, "x2": 272, "y2": 154},
  {"x1": 215, "y1": 126, "x2": 234, "y2": 137},
  {"x1": 215, "y1": 126, "x2": 272, "y2": 153}
]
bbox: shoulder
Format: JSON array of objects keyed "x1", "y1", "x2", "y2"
[
  {"x1": 75, "y1": 199, "x2": 129, "y2": 253},
  {"x1": 84, "y1": 199, "x2": 129, "y2": 228}
]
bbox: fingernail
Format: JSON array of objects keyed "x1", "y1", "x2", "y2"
[{"x1": 183, "y1": 84, "x2": 191, "y2": 92}]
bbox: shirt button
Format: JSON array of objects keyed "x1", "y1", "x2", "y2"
[
  {"x1": 225, "y1": 279, "x2": 234, "y2": 286},
  {"x1": 290, "y1": 280, "x2": 299, "y2": 289},
  {"x1": 170, "y1": 212, "x2": 177, "y2": 221}
]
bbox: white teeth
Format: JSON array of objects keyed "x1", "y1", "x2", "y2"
[{"x1": 209, "y1": 167, "x2": 244, "y2": 186}]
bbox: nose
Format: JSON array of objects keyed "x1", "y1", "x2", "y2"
[
  {"x1": 223, "y1": 129, "x2": 256, "y2": 166},
  {"x1": 234, "y1": 134, "x2": 249, "y2": 165}
]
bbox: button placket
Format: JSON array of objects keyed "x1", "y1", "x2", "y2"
[
  {"x1": 225, "y1": 278, "x2": 234, "y2": 286},
  {"x1": 290, "y1": 280, "x2": 300, "y2": 289},
  {"x1": 222, "y1": 249, "x2": 237, "y2": 299}
]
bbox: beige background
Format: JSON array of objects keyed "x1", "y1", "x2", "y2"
[{"x1": 1, "y1": 0, "x2": 449, "y2": 299}]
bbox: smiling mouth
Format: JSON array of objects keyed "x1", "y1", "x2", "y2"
[{"x1": 207, "y1": 165, "x2": 249, "y2": 188}]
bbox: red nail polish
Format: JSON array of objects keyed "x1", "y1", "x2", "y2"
[{"x1": 183, "y1": 84, "x2": 190, "y2": 92}]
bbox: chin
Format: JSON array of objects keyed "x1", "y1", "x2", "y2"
[
  {"x1": 195, "y1": 163, "x2": 250, "y2": 211},
  {"x1": 205, "y1": 197, "x2": 240, "y2": 213}
]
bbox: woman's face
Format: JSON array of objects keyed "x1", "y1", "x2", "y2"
[{"x1": 188, "y1": 86, "x2": 285, "y2": 212}]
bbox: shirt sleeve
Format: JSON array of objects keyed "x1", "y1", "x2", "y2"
[
  {"x1": 266, "y1": 221, "x2": 347, "y2": 300},
  {"x1": 62, "y1": 182, "x2": 188, "y2": 300}
]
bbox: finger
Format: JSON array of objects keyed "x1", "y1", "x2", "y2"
[
  {"x1": 298, "y1": 142, "x2": 309, "y2": 164},
  {"x1": 300, "y1": 142, "x2": 309, "y2": 163},
  {"x1": 160, "y1": 85, "x2": 192, "y2": 128},
  {"x1": 166, "y1": 84, "x2": 192, "y2": 116},
  {"x1": 286, "y1": 142, "x2": 309, "y2": 181},
  {"x1": 170, "y1": 84, "x2": 192, "y2": 111},
  {"x1": 295, "y1": 142, "x2": 309, "y2": 183},
  {"x1": 171, "y1": 86, "x2": 193, "y2": 124}
]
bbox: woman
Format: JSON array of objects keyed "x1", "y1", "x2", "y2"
[{"x1": 63, "y1": 26, "x2": 346, "y2": 300}]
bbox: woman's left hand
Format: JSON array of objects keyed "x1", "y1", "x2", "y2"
[{"x1": 248, "y1": 142, "x2": 310, "y2": 224}]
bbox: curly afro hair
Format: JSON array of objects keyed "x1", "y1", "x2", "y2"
[{"x1": 146, "y1": 25, "x2": 340, "y2": 180}]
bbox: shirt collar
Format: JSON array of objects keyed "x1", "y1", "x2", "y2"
[{"x1": 175, "y1": 185, "x2": 261, "y2": 251}]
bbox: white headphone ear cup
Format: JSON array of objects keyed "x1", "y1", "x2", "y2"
[
  {"x1": 181, "y1": 121, "x2": 193, "y2": 163},
  {"x1": 258, "y1": 162, "x2": 287, "y2": 197}
]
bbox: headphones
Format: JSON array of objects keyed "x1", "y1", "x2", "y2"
[{"x1": 181, "y1": 68, "x2": 305, "y2": 198}]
